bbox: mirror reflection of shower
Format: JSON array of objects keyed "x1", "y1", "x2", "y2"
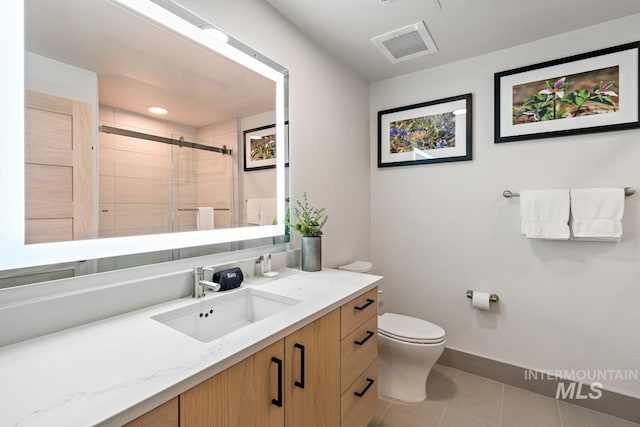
[{"x1": 97, "y1": 110, "x2": 237, "y2": 238}]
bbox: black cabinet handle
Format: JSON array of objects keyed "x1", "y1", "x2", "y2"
[
  {"x1": 354, "y1": 298, "x2": 375, "y2": 311},
  {"x1": 271, "y1": 357, "x2": 283, "y2": 407},
  {"x1": 354, "y1": 330, "x2": 375, "y2": 346},
  {"x1": 354, "y1": 378, "x2": 375, "y2": 398},
  {"x1": 294, "y1": 343, "x2": 305, "y2": 389}
]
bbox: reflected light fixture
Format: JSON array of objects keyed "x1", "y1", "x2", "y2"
[
  {"x1": 148, "y1": 106, "x2": 168, "y2": 115},
  {"x1": 200, "y1": 24, "x2": 229, "y2": 44},
  {"x1": 453, "y1": 109, "x2": 466, "y2": 115}
]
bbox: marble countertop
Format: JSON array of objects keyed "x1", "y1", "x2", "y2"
[{"x1": 0, "y1": 268, "x2": 381, "y2": 426}]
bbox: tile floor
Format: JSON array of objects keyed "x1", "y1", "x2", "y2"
[{"x1": 369, "y1": 364, "x2": 639, "y2": 427}]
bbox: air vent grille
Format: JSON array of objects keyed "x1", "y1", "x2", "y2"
[{"x1": 371, "y1": 21, "x2": 438, "y2": 64}]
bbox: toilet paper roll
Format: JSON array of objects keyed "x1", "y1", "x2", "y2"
[{"x1": 471, "y1": 291, "x2": 491, "y2": 311}]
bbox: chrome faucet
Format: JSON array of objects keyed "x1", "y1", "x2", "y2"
[{"x1": 192, "y1": 266, "x2": 220, "y2": 298}]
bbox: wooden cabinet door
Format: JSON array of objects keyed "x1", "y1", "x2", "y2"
[
  {"x1": 180, "y1": 339, "x2": 285, "y2": 427},
  {"x1": 124, "y1": 397, "x2": 178, "y2": 427},
  {"x1": 285, "y1": 309, "x2": 340, "y2": 427},
  {"x1": 24, "y1": 90, "x2": 94, "y2": 244}
]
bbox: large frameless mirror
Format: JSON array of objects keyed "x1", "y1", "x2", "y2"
[{"x1": 0, "y1": 0, "x2": 287, "y2": 274}]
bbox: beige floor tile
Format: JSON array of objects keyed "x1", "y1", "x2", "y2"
[
  {"x1": 369, "y1": 397, "x2": 393, "y2": 427},
  {"x1": 558, "y1": 401, "x2": 625, "y2": 427},
  {"x1": 426, "y1": 364, "x2": 458, "y2": 403},
  {"x1": 446, "y1": 371, "x2": 503, "y2": 424},
  {"x1": 439, "y1": 407, "x2": 498, "y2": 427},
  {"x1": 501, "y1": 385, "x2": 562, "y2": 427},
  {"x1": 376, "y1": 399, "x2": 445, "y2": 427}
]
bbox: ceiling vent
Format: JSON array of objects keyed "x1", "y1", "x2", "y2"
[{"x1": 371, "y1": 21, "x2": 438, "y2": 64}]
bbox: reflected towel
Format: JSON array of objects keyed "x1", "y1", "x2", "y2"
[
  {"x1": 246, "y1": 199, "x2": 261, "y2": 225},
  {"x1": 259, "y1": 198, "x2": 277, "y2": 225},
  {"x1": 197, "y1": 207, "x2": 214, "y2": 231},
  {"x1": 570, "y1": 188, "x2": 624, "y2": 242},
  {"x1": 520, "y1": 189, "x2": 570, "y2": 240}
]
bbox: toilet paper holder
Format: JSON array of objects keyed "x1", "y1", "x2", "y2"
[{"x1": 466, "y1": 290, "x2": 499, "y2": 303}]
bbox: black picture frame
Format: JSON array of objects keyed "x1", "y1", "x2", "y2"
[
  {"x1": 243, "y1": 122, "x2": 289, "y2": 171},
  {"x1": 377, "y1": 93, "x2": 472, "y2": 168},
  {"x1": 495, "y1": 41, "x2": 640, "y2": 144}
]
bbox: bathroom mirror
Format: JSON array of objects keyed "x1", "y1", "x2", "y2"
[{"x1": 0, "y1": 0, "x2": 286, "y2": 271}]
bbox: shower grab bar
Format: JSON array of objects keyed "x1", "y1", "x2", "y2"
[
  {"x1": 178, "y1": 208, "x2": 230, "y2": 212},
  {"x1": 503, "y1": 187, "x2": 635, "y2": 198}
]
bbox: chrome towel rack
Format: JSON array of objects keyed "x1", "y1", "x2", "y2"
[{"x1": 503, "y1": 187, "x2": 635, "y2": 198}]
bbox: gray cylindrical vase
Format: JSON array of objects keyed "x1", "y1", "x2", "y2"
[{"x1": 301, "y1": 236, "x2": 322, "y2": 272}]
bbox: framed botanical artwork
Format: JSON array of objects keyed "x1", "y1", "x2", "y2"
[
  {"x1": 495, "y1": 41, "x2": 640, "y2": 143},
  {"x1": 377, "y1": 93, "x2": 472, "y2": 168},
  {"x1": 243, "y1": 122, "x2": 289, "y2": 171}
]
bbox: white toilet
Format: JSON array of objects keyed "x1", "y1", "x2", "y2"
[{"x1": 339, "y1": 261, "x2": 446, "y2": 402}]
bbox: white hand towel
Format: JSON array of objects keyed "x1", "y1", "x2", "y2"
[
  {"x1": 520, "y1": 189, "x2": 570, "y2": 240},
  {"x1": 246, "y1": 199, "x2": 261, "y2": 225},
  {"x1": 196, "y1": 207, "x2": 214, "y2": 231},
  {"x1": 259, "y1": 198, "x2": 277, "y2": 225},
  {"x1": 570, "y1": 188, "x2": 624, "y2": 242}
]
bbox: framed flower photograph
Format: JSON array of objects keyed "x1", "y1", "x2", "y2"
[
  {"x1": 377, "y1": 93, "x2": 472, "y2": 168},
  {"x1": 495, "y1": 41, "x2": 640, "y2": 143},
  {"x1": 243, "y1": 122, "x2": 289, "y2": 171}
]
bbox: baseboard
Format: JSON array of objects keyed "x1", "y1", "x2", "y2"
[{"x1": 438, "y1": 348, "x2": 640, "y2": 424}]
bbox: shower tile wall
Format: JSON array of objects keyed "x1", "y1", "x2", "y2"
[
  {"x1": 196, "y1": 119, "x2": 238, "y2": 229},
  {"x1": 99, "y1": 106, "x2": 198, "y2": 237}
]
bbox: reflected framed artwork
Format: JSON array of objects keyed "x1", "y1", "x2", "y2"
[
  {"x1": 377, "y1": 93, "x2": 472, "y2": 168},
  {"x1": 495, "y1": 41, "x2": 640, "y2": 143},
  {"x1": 243, "y1": 122, "x2": 289, "y2": 171}
]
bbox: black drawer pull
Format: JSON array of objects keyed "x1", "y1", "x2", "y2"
[
  {"x1": 294, "y1": 343, "x2": 305, "y2": 389},
  {"x1": 271, "y1": 357, "x2": 283, "y2": 407},
  {"x1": 354, "y1": 378, "x2": 375, "y2": 397},
  {"x1": 354, "y1": 298, "x2": 375, "y2": 311},
  {"x1": 354, "y1": 331, "x2": 375, "y2": 346}
]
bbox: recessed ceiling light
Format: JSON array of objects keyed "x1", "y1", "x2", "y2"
[
  {"x1": 200, "y1": 25, "x2": 229, "y2": 44},
  {"x1": 148, "y1": 106, "x2": 168, "y2": 115}
]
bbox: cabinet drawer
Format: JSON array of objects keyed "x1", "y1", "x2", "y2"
[
  {"x1": 341, "y1": 287, "x2": 378, "y2": 338},
  {"x1": 341, "y1": 315, "x2": 377, "y2": 393},
  {"x1": 341, "y1": 360, "x2": 377, "y2": 427}
]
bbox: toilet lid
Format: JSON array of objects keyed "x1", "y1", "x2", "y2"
[
  {"x1": 378, "y1": 313, "x2": 445, "y2": 343},
  {"x1": 338, "y1": 261, "x2": 373, "y2": 273}
]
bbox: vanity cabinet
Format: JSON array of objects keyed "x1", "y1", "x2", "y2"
[
  {"x1": 138, "y1": 287, "x2": 377, "y2": 427},
  {"x1": 285, "y1": 308, "x2": 341, "y2": 426},
  {"x1": 124, "y1": 397, "x2": 179, "y2": 427},
  {"x1": 340, "y1": 287, "x2": 379, "y2": 427},
  {"x1": 180, "y1": 340, "x2": 285, "y2": 427}
]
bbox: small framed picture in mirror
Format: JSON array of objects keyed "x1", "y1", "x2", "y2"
[{"x1": 243, "y1": 122, "x2": 289, "y2": 171}]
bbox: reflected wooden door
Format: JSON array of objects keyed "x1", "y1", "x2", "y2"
[{"x1": 24, "y1": 90, "x2": 94, "y2": 243}]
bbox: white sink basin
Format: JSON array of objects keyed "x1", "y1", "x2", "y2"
[{"x1": 152, "y1": 288, "x2": 300, "y2": 343}]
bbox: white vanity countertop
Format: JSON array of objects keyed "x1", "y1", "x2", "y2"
[{"x1": 0, "y1": 268, "x2": 381, "y2": 426}]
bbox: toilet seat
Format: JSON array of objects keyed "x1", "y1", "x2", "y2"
[
  {"x1": 338, "y1": 261, "x2": 373, "y2": 273},
  {"x1": 378, "y1": 313, "x2": 445, "y2": 344}
]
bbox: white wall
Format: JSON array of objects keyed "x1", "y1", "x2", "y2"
[
  {"x1": 370, "y1": 14, "x2": 640, "y2": 398},
  {"x1": 178, "y1": 0, "x2": 371, "y2": 268}
]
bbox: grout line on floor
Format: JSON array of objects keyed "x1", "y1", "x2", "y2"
[
  {"x1": 499, "y1": 383, "x2": 505, "y2": 427},
  {"x1": 436, "y1": 405, "x2": 448, "y2": 427},
  {"x1": 376, "y1": 397, "x2": 394, "y2": 426},
  {"x1": 556, "y1": 398, "x2": 564, "y2": 427}
]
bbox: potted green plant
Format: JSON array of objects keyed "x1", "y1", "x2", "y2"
[{"x1": 293, "y1": 192, "x2": 328, "y2": 271}]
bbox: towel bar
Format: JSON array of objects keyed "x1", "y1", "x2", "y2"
[{"x1": 503, "y1": 187, "x2": 635, "y2": 198}]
